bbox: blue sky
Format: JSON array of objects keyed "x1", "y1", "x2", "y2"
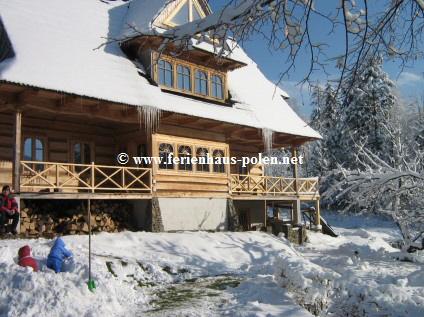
[{"x1": 209, "y1": 1, "x2": 424, "y2": 116}]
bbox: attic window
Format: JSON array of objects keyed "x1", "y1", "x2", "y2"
[
  {"x1": 154, "y1": 55, "x2": 228, "y2": 102},
  {"x1": 164, "y1": 0, "x2": 206, "y2": 27}
]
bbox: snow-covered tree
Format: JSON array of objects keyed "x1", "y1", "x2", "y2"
[
  {"x1": 309, "y1": 82, "x2": 341, "y2": 174},
  {"x1": 322, "y1": 142, "x2": 424, "y2": 253},
  {"x1": 336, "y1": 56, "x2": 398, "y2": 166}
]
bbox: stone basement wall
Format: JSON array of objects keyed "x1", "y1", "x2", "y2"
[
  {"x1": 20, "y1": 200, "x2": 134, "y2": 238},
  {"x1": 269, "y1": 220, "x2": 307, "y2": 245}
]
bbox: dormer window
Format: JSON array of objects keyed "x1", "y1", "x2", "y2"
[
  {"x1": 177, "y1": 65, "x2": 191, "y2": 91},
  {"x1": 164, "y1": 0, "x2": 206, "y2": 27},
  {"x1": 154, "y1": 54, "x2": 227, "y2": 102},
  {"x1": 158, "y1": 60, "x2": 173, "y2": 87},
  {"x1": 211, "y1": 75, "x2": 223, "y2": 99},
  {"x1": 195, "y1": 70, "x2": 208, "y2": 95}
]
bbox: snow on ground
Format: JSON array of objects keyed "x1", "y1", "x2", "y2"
[
  {"x1": 284, "y1": 210, "x2": 424, "y2": 316},
  {"x1": 0, "y1": 212, "x2": 423, "y2": 316},
  {"x1": 0, "y1": 231, "x2": 311, "y2": 317}
]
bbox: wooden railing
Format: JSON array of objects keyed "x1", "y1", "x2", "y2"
[
  {"x1": 230, "y1": 174, "x2": 319, "y2": 196},
  {"x1": 20, "y1": 161, "x2": 152, "y2": 193}
]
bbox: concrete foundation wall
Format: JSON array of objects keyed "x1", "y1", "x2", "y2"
[{"x1": 158, "y1": 198, "x2": 227, "y2": 231}]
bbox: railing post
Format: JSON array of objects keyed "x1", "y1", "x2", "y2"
[
  {"x1": 150, "y1": 169, "x2": 153, "y2": 193},
  {"x1": 56, "y1": 164, "x2": 59, "y2": 189},
  {"x1": 12, "y1": 107, "x2": 22, "y2": 193},
  {"x1": 91, "y1": 162, "x2": 95, "y2": 193}
]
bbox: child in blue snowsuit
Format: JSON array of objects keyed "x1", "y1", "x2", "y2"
[{"x1": 47, "y1": 237, "x2": 72, "y2": 273}]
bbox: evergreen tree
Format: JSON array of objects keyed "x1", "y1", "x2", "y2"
[{"x1": 337, "y1": 56, "x2": 397, "y2": 166}]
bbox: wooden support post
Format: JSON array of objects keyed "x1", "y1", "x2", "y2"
[
  {"x1": 12, "y1": 108, "x2": 22, "y2": 193},
  {"x1": 315, "y1": 198, "x2": 321, "y2": 228},
  {"x1": 293, "y1": 199, "x2": 302, "y2": 225},
  {"x1": 291, "y1": 146, "x2": 301, "y2": 225}
]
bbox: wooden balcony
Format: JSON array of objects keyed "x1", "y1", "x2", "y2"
[
  {"x1": 230, "y1": 174, "x2": 319, "y2": 199},
  {"x1": 19, "y1": 161, "x2": 152, "y2": 194}
]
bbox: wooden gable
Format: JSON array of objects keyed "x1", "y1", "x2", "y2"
[{"x1": 153, "y1": 0, "x2": 211, "y2": 28}]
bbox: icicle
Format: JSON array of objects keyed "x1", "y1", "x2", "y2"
[
  {"x1": 262, "y1": 128, "x2": 274, "y2": 155},
  {"x1": 137, "y1": 105, "x2": 162, "y2": 137}
]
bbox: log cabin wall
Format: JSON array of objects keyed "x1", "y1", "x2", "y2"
[
  {"x1": 0, "y1": 112, "x2": 13, "y2": 185},
  {"x1": 0, "y1": 111, "x2": 144, "y2": 189}
]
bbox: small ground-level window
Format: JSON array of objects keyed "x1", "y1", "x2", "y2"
[
  {"x1": 196, "y1": 147, "x2": 210, "y2": 172},
  {"x1": 195, "y1": 70, "x2": 208, "y2": 95},
  {"x1": 23, "y1": 137, "x2": 44, "y2": 171},
  {"x1": 177, "y1": 65, "x2": 191, "y2": 91},
  {"x1": 213, "y1": 149, "x2": 225, "y2": 173},
  {"x1": 211, "y1": 75, "x2": 223, "y2": 99},
  {"x1": 178, "y1": 145, "x2": 192, "y2": 171},
  {"x1": 159, "y1": 143, "x2": 174, "y2": 170},
  {"x1": 158, "y1": 60, "x2": 173, "y2": 87}
]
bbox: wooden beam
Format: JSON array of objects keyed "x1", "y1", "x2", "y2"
[
  {"x1": 201, "y1": 121, "x2": 223, "y2": 129},
  {"x1": 13, "y1": 107, "x2": 22, "y2": 192},
  {"x1": 0, "y1": 104, "x2": 19, "y2": 113},
  {"x1": 56, "y1": 95, "x2": 78, "y2": 108}
]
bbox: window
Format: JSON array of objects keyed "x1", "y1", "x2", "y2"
[
  {"x1": 159, "y1": 143, "x2": 174, "y2": 170},
  {"x1": 23, "y1": 137, "x2": 44, "y2": 171},
  {"x1": 211, "y1": 75, "x2": 223, "y2": 99},
  {"x1": 177, "y1": 65, "x2": 191, "y2": 91},
  {"x1": 178, "y1": 145, "x2": 192, "y2": 171},
  {"x1": 136, "y1": 144, "x2": 147, "y2": 167},
  {"x1": 155, "y1": 55, "x2": 226, "y2": 101},
  {"x1": 213, "y1": 149, "x2": 225, "y2": 173},
  {"x1": 196, "y1": 147, "x2": 209, "y2": 172},
  {"x1": 73, "y1": 142, "x2": 92, "y2": 172},
  {"x1": 195, "y1": 70, "x2": 208, "y2": 95},
  {"x1": 192, "y1": 2, "x2": 202, "y2": 21},
  {"x1": 164, "y1": 0, "x2": 206, "y2": 26},
  {"x1": 170, "y1": 1, "x2": 189, "y2": 25},
  {"x1": 158, "y1": 60, "x2": 173, "y2": 87}
]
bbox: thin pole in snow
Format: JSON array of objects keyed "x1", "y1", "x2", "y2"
[
  {"x1": 88, "y1": 198, "x2": 91, "y2": 281},
  {"x1": 87, "y1": 198, "x2": 96, "y2": 291}
]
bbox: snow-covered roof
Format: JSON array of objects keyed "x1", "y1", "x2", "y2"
[{"x1": 0, "y1": 0, "x2": 321, "y2": 140}]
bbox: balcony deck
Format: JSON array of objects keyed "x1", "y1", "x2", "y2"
[
  {"x1": 230, "y1": 174, "x2": 319, "y2": 200},
  {"x1": 18, "y1": 161, "x2": 319, "y2": 201},
  {"x1": 19, "y1": 161, "x2": 152, "y2": 198}
]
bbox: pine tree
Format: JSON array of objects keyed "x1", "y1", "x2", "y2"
[
  {"x1": 309, "y1": 82, "x2": 341, "y2": 175},
  {"x1": 337, "y1": 56, "x2": 397, "y2": 166}
]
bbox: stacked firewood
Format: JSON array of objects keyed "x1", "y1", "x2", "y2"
[{"x1": 19, "y1": 201, "x2": 134, "y2": 237}]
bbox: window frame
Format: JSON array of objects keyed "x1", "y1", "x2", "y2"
[
  {"x1": 176, "y1": 64, "x2": 191, "y2": 91},
  {"x1": 22, "y1": 135, "x2": 48, "y2": 172},
  {"x1": 163, "y1": 0, "x2": 206, "y2": 27},
  {"x1": 158, "y1": 59, "x2": 173, "y2": 87},
  {"x1": 153, "y1": 135, "x2": 229, "y2": 176},
  {"x1": 153, "y1": 53, "x2": 227, "y2": 102}
]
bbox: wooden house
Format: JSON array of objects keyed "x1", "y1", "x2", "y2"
[{"x1": 0, "y1": 0, "x2": 322, "y2": 233}]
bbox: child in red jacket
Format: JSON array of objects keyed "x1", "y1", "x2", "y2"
[{"x1": 18, "y1": 245, "x2": 38, "y2": 272}]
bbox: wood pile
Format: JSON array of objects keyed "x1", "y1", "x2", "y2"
[{"x1": 20, "y1": 200, "x2": 134, "y2": 237}]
